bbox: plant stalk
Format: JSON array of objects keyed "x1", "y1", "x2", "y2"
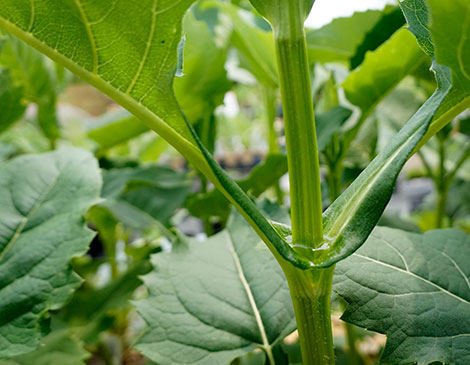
[
  {"x1": 271, "y1": 2, "x2": 334, "y2": 363},
  {"x1": 282, "y1": 265, "x2": 336, "y2": 364},
  {"x1": 273, "y1": 2, "x2": 323, "y2": 248}
]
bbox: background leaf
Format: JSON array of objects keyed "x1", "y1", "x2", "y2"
[
  {"x1": 334, "y1": 227, "x2": 470, "y2": 365},
  {"x1": 0, "y1": 148, "x2": 101, "y2": 357},
  {"x1": 135, "y1": 208, "x2": 295, "y2": 365}
]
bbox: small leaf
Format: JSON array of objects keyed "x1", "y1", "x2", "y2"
[
  {"x1": 101, "y1": 164, "x2": 191, "y2": 229},
  {"x1": 135, "y1": 209, "x2": 295, "y2": 365},
  {"x1": 315, "y1": 106, "x2": 352, "y2": 152},
  {"x1": 0, "y1": 329, "x2": 90, "y2": 365},
  {"x1": 0, "y1": 148, "x2": 101, "y2": 357},
  {"x1": 334, "y1": 227, "x2": 470, "y2": 365}
]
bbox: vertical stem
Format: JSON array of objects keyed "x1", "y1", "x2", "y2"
[
  {"x1": 273, "y1": 2, "x2": 323, "y2": 248},
  {"x1": 282, "y1": 265, "x2": 336, "y2": 364},
  {"x1": 270, "y1": 2, "x2": 334, "y2": 363}
]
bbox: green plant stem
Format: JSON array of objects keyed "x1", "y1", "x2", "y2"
[
  {"x1": 282, "y1": 265, "x2": 336, "y2": 365},
  {"x1": 271, "y1": 3, "x2": 334, "y2": 363},
  {"x1": 273, "y1": 4, "x2": 323, "y2": 248}
]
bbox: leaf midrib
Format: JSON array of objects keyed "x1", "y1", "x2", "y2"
[{"x1": 227, "y1": 234, "x2": 273, "y2": 356}]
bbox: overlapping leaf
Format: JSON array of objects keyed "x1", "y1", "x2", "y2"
[
  {"x1": 0, "y1": 0, "x2": 206, "y2": 168},
  {"x1": 136, "y1": 208, "x2": 295, "y2": 365},
  {"x1": 334, "y1": 227, "x2": 470, "y2": 364},
  {"x1": 0, "y1": 148, "x2": 101, "y2": 357}
]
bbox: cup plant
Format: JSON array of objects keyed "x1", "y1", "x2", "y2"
[{"x1": 0, "y1": 0, "x2": 469, "y2": 364}]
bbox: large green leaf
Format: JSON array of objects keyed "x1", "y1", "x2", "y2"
[
  {"x1": 0, "y1": 148, "x2": 101, "y2": 357},
  {"x1": 0, "y1": 2, "x2": 301, "y2": 268},
  {"x1": 334, "y1": 227, "x2": 470, "y2": 364},
  {"x1": 135, "y1": 208, "x2": 295, "y2": 365},
  {"x1": 0, "y1": 0, "x2": 205, "y2": 168}
]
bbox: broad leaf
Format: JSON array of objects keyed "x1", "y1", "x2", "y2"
[
  {"x1": 0, "y1": 330, "x2": 90, "y2": 365},
  {"x1": 0, "y1": 1, "x2": 307, "y2": 268},
  {"x1": 334, "y1": 227, "x2": 470, "y2": 364},
  {"x1": 0, "y1": 0, "x2": 205, "y2": 169},
  {"x1": 0, "y1": 148, "x2": 101, "y2": 357},
  {"x1": 135, "y1": 208, "x2": 295, "y2": 365}
]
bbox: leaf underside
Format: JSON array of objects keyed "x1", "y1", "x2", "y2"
[
  {"x1": 135, "y1": 208, "x2": 295, "y2": 365},
  {"x1": 334, "y1": 227, "x2": 470, "y2": 365}
]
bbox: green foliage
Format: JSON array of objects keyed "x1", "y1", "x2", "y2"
[
  {"x1": 306, "y1": 7, "x2": 401, "y2": 65},
  {"x1": 0, "y1": 148, "x2": 101, "y2": 357},
  {"x1": 0, "y1": 36, "x2": 69, "y2": 143},
  {"x1": 335, "y1": 227, "x2": 470, "y2": 364},
  {"x1": 136, "y1": 209, "x2": 295, "y2": 365},
  {"x1": 0, "y1": 330, "x2": 90, "y2": 365},
  {"x1": 87, "y1": 110, "x2": 149, "y2": 151},
  {"x1": 0, "y1": 0, "x2": 208, "y2": 170},
  {"x1": 187, "y1": 153, "x2": 288, "y2": 221},
  {"x1": 343, "y1": 27, "x2": 426, "y2": 125},
  {"x1": 400, "y1": 0, "x2": 470, "y2": 141},
  {"x1": 0, "y1": 67, "x2": 25, "y2": 132},
  {"x1": 100, "y1": 165, "x2": 191, "y2": 229}
]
